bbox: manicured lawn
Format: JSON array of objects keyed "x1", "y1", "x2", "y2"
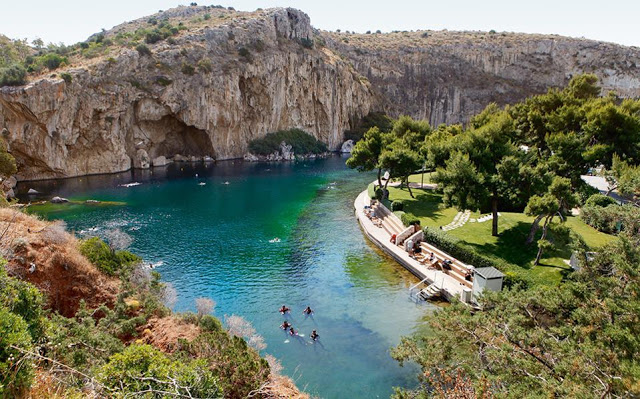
[{"x1": 386, "y1": 177, "x2": 615, "y2": 284}]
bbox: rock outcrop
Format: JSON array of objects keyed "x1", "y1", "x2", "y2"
[
  {"x1": 0, "y1": 8, "x2": 372, "y2": 180},
  {"x1": 1, "y1": 6, "x2": 639, "y2": 180},
  {"x1": 324, "y1": 30, "x2": 640, "y2": 127}
]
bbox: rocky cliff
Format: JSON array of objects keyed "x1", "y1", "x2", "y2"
[
  {"x1": 324, "y1": 30, "x2": 640, "y2": 127},
  {"x1": 1, "y1": 6, "x2": 639, "y2": 180},
  {"x1": 0, "y1": 7, "x2": 373, "y2": 180}
]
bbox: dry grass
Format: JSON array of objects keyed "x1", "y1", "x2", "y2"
[
  {"x1": 0, "y1": 208, "x2": 118, "y2": 316},
  {"x1": 141, "y1": 316, "x2": 201, "y2": 353}
]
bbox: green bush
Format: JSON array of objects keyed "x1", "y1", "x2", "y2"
[
  {"x1": 136, "y1": 44, "x2": 152, "y2": 56},
  {"x1": 0, "y1": 307, "x2": 33, "y2": 398},
  {"x1": 197, "y1": 58, "x2": 213, "y2": 73},
  {"x1": 247, "y1": 128, "x2": 328, "y2": 156},
  {"x1": 367, "y1": 183, "x2": 376, "y2": 199},
  {"x1": 60, "y1": 72, "x2": 72, "y2": 83},
  {"x1": 0, "y1": 64, "x2": 26, "y2": 87},
  {"x1": 40, "y1": 53, "x2": 66, "y2": 70},
  {"x1": 0, "y1": 265, "x2": 45, "y2": 342},
  {"x1": 98, "y1": 344, "x2": 219, "y2": 398},
  {"x1": 145, "y1": 31, "x2": 163, "y2": 44},
  {"x1": 585, "y1": 193, "x2": 617, "y2": 208},
  {"x1": 78, "y1": 237, "x2": 141, "y2": 276},
  {"x1": 576, "y1": 181, "x2": 600, "y2": 205},
  {"x1": 181, "y1": 62, "x2": 195, "y2": 75},
  {"x1": 580, "y1": 204, "x2": 640, "y2": 235},
  {"x1": 400, "y1": 212, "x2": 420, "y2": 226},
  {"x1": 375, "y1": 188, "x2": 385, "y2": 201},
  {"x1": 299, "y1": 38, "x2": 314, "y2": 49},
  {"x1": 391, "y1": 200, "x2": 404, "y2": 211}
]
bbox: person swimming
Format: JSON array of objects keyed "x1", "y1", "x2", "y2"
[
  {"x1": 302, "y1": 306, "x2": 313, "y2": 315},
  {"x1": 281, "y1": 320, "x2": 291, "y2": 330},
  {"x1": 289, "y1": 326, "x2": 297, "y2": 336},
  {"x1": 310, "y1": 330, "x2": 319, "y2": 341},
  {"x1": 279, "y1": 305, "x2": 290, "y2": 314}
]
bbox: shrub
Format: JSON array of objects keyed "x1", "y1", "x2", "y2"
[
  {"x1": 136, "y1": 44, "x2": 152, "y2": 56},
  {"x1": 78, "y1": 237, "x2": 141, "y2": 276},
  {"x1": 0, "y1": 64, "x2": 26, "y2": 87},
  {"x1": 247, "y1": 128, "x2": 328, "y2": 156},
  {"x1": 576, "y1": 181, "x2": 600, "y2": 205},
  {"x1": 60, "y1": 72, "x2": 72, "y2": 83},
  {"x1": 145, "y1": 31, "x2": 163, "y2": 44},
  {"x1": 40, "y1": 53, "x2": 66, "y2": 70},
  {"x1": 585, "y1": 193, "x2": 617, "y2": 208},
  {"x1": 181, "y1": 62, "x2": 195, "y2": 75},
  {"x1": 0, "y1": 307, "x2": 33, "y2": 398},
  {"x1": 155, "y1": 76, "x2": 172, "y2": 86},
  {"x1": 299, "y1": 38, "x2": 314, "y2": 49},
  {"x1": 98, "y1": 344, "x2": 219, "y2": 398},
  {"x1": 0, "y1": 264, "x2": 45, "y2": 342},
  {"x1": 238, "y1": 47, "x2": 251, "y2": 61},
  {"x1": 401, "y1": 212, "x2": 420, "y2": 226},
  {"x1": 197, "y1": 58, "x2": 213, "y2": 73},
  {"x1": 391, "y1": 200, "x2": 404, "y2": 211},
  {"x1": 204, "y1": 13, "x2": 211, "y2": 20},
  {"x1": 580, "y1": 204, "x2": 640, "y2": 235},
  {"x1": 375, "y1": 188, "x2": 385, "y2": 201},
  {"x1": 367, "y1": 183, "x2": 376, "y2": 199}
]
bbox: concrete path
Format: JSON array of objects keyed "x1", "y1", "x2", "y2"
[{"x1": 354, "y1": 190, "x2": 469, "y2": 302}]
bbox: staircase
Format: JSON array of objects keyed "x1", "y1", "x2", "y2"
[{"x1": 418, "y1": 283, "x2": 442, "y2": 301}]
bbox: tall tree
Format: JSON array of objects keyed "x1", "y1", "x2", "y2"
[
  {"x1": 346, "y1": 127, "x2": 386, "y2": 187},
  {"x1": 378, "y1": 139, "x2": 422, "y2": 198},
  {"x1": 433, "y1": 110, "x2": 517, "y2": 236},
  {"x1": 524, "y1": 176, "x2": 578, "y2": 264}
]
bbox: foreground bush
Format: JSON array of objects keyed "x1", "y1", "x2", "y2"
[
  {"x1": 98, "y1": 344, "x2": 219, "y2": 398},
  {"x1": 0, "y1": 64, "x2": 26, "y2": 87},
  {"x1": 580, "y1": 203, "x2": 640, "y2": 235},
  {"x1": 78, "y1": 237, "x2": 140, "y2": 276},
  {"x1": 585, "y1": 193, "x2": 618, "y2": 208},
  {"x1": 248, "y1": 128, "x2": 328, "y2": 155}
]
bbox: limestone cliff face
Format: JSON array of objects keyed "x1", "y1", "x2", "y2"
[
  {"x1": 0, "y1": 8, "x2": 373, "y2": 180},
  {"x1": 324, "y1": 30, "x2": 640, "y2": 127},
  {"x1": 1, "y1": 7, "x2": 639, "y2": 180}
]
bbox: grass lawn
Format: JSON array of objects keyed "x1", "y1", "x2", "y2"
[{"x1": 386, "y1": 177, "x2": 615, "y2": 284}]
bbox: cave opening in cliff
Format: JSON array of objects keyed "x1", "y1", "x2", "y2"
[{"x1": 140, "y1": 115, "x2": 215, "y2": 160}]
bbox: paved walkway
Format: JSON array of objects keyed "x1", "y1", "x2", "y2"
[{"x1": 354, "y1": 190, "x2": 469, "y2": 302}]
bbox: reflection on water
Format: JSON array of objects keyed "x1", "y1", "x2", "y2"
[{"x1": 23, "y1": 156, "x2": 435, "y2": 398}]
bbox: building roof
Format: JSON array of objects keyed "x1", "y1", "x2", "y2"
[
  {"x1": 581, "y1": 175, "x2": 612, "y2": 192},
  {"x1": 474, "y1": 267, "x2": 505, "y2": 279}
]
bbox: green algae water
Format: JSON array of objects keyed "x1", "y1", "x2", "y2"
[{"x1": 21, "y1": 155, "x2": 435, "y2": 398}]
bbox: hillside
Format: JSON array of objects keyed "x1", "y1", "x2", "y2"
[
  {"x1": 0, "y1": 5, "x2": 638, "y2": 180},
  {"x1": 0, "y1": 207, "x2": 307, "y2": 398}
]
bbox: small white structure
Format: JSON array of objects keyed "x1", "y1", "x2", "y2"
[{"x1": 472, "y1": 267, "x2": 505, "y2": 300}]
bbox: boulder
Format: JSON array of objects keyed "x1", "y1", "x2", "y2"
[
  {"x1": 2, "y1": 176, "x2": 17, "y2": 190},
  {"x1": 152, "y1": 156, "x2": 170, "y2": 167},
  {"x1": 27, "y1": 188, "x2": 39, "y2": 195},
  {"x1": 243, "y1": 153, "x2": 259, "y2": 162},
  {"x1": 279, "y1": 141, "x2": 294, "y2": 161},
  {"x1": 341, "y1": 139, "x2": 355, "y2": 153},
  {"x1": 134, "y1": 149, "x2": 150, "y2": 169},
  {"x1": 5, "y1": 188, "x2": 15, "y2": 199},
  {"x1": 203, "y1": 155, "x2": 214, "y2": 162},
  {"x1": 173, "y1": 154, "x2": 186, "y2": 162},
  {"x1": 50, "y1": 196, "x2": 69, "y2": 203},
  {"x1": 85, "y1": 199, "x2": 100, "y2": 204},
  {"x1": 190, "y1": 156, "x2": 198, "y2": 162}
]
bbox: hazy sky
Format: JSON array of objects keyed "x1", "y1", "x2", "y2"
[{"x1": 2, "y1": 0, "x2": 639, "y2": 47}]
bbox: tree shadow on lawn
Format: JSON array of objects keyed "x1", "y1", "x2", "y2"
[
  {"x1": 400, "y1": 190, "x2": 451, "y2": 222},
  {"x1": 462, "y1": 221, "x2": 573, "y2": 272}
]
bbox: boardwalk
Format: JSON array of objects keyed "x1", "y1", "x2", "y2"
[{"x1": 354, "y1": 190, "x2": 473, "y2": 302}]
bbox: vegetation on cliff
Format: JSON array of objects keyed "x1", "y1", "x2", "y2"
[{"x1": 248, "y1": 128, "x2": 328, "y2": 156}]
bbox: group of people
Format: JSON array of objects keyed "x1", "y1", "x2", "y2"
[
  {"x1": 279, "y1": 305, "x2": 319, "y2": 341},
  {"x1": 363, "y1": 204, "x2": 383, "y2": 228}
]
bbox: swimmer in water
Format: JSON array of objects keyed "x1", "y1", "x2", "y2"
[
  {"x1": 310, "y1": 330, "x2": 319, "y2": 341},
  {"x1": 289, "y1": 326, "x2": 297, "y2": 336},
  {"x1": 280, "y1": 320, "x2": 291, "y2": 330},
  {"x1": 279, "y1": 305, "x2": 290, "y2": 314},
  {"x1": 302, "y1": 306, "x2": 313, "y2": 315}
]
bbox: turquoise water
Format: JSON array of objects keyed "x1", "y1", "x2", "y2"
[{"x1": 22, "y1": 156, "x2": 434, "y2": 398}]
